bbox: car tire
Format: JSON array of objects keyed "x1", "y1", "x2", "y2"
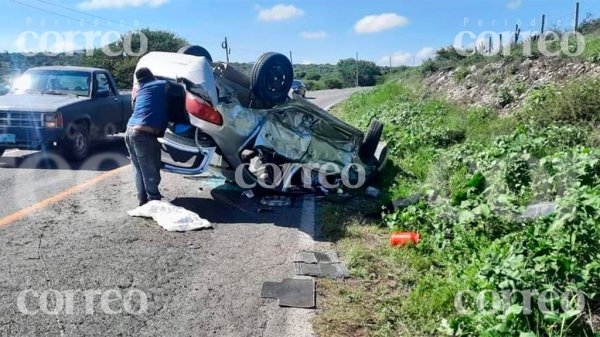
[
  {"x1": 359, "y1": 119, "x2": 384, "y2": 162},
  {"x1": 0, "y1": 147, "x2": 4, "y2": 158},
  {"x1": 251, "y1": 52, "x2": 293, "y2": 108},
  {"x1": 177, "y1": 45, "x2": 213, "y2": 62},
  {"x1": 60, "y1": 122, "x2": 90, "y2": 161}
]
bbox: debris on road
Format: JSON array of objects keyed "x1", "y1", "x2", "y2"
[
  {"x1": 128, "y1": 200, "x2": 212, "y2": 232},
  {"x1": 366, "y1": 186, "x2": 381, "y2": 198},
  {"x1": 294, "y1": 262, "x2": 349, "y2": 279},
  {"x1": 293, "y1": 250, "x2": 348, "y2": 279},
  {"x1": 260, "y1": 278, "x2": 315, "y2": 308},
  {"x1": 294, "y1": 250, "x2": 341, "y2": 264},
  {"x1": 260, "y1": 196, "x2": 291, "y2": 207}
]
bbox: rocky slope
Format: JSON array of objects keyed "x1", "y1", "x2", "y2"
[{"x1": 424, "y1": 57, "x2": 600, "y2": 113}]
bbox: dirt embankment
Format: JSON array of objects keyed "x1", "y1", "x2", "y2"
[{"x1": 424, "y1": 57, "x2": 600, "y2": 113}]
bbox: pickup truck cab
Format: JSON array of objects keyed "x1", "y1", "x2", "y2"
[{"x1": 0, "y1": 66, "x2": 132, "y2": 161}]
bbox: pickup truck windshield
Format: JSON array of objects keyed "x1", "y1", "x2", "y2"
[{"x1": 11, "y1": 70, "x2": 91, "y2": 97}]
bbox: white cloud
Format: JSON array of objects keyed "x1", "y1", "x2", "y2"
[
  {"x1": 381, "y1": 51, "x2": 411, "y2": 66},
  {"x1": 301, "y1": 60, "x2": 313, "y2": 65},
  {"x1": 416, "y1": 47, "x2": 436, "y2": 61},
  {"x1": 300, "y1": 31, "x2": 327, "y2": 39},
  {"x1": 380, "y1": 47, "x2": 436, "y2": 66},
  {"x1": 507, "y1": 0, "x2": 522, "y2": 10},
  {"x1": 77, "y1": 0, "x2": 168, "y2": 10},
  {"x1": 258, "y1": 4, "x2": 304, "y2": 21},
  {"x1": 354, "y1": 13, "x2": 408, "y2": 34}
]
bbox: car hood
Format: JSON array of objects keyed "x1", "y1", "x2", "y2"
[{"x1": 0, "y1": 93, "x2": 88, "y2": 112}]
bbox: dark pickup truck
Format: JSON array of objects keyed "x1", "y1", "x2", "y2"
[{"x1": 0, "y1": 66, "x2": 132, "y2": 161}]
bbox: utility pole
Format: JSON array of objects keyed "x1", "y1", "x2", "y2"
[
  {"x1": 355, "y1": 52, "x2": 359, "y2": 87},
  {"x1": 541, "y1": 14, "x2": 546, "y2": 34},
  {"x1": 574, "y1": 2, "x2": 580, "y2": 32},
  {"x1": 289, "y1": 50, "x2": 293, "y2": 71},
  {"x1": 221, "y1": 37, "x2": 230, "y2": 63}
]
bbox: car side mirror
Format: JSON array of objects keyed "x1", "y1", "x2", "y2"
[{"x1": 97, "y1": 89, "x2": 110, "y2": 98}]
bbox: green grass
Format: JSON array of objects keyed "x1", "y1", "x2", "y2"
[
  {"x1": 315, "y1": 76, "x2": 600, "y2": 337},
  {"x1": 583, "y1": 36, "x2": 600, "y2": 62},
  {"x1": 519, "y1": 76, "x2": 600, "y2": 125}
]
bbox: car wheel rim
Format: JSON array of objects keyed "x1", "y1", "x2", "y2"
[
  {"x1": 75, "y1": 131, "x2": 86, "y2": 153},
  {"x1": 266, "y1": 65, "x2": 287, "y2": 93}
]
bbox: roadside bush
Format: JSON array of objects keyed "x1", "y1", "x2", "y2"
[
  {"x1": 496, "y1": 86, "x2": 515, "y2": 107},
  {"x1": 384, "y1": 141, "x2": 600, "y2": 336},
  {"x1": 421, "y1": 59, "x2": 439, "y2": 74},
  {"x1": 295, "y1": 71, "x2": 307, "y2": 79},
  {"x1": 324, "y1": 79, "x2": 600, "y2": 337},
  {"x1": 305, "y1": 80, "x2": 325, "y2": 91},
  {"x1": 305, "y1": 72, "x2": 321, "y2": 81},
  {"x1": 453, "y1": 66, "x2": 470, "y2": 81},
  {"x1": 324, "y1": 77, "x2": 344, "y2": 89},
  {"x1": 580, "y1": 17, "x2": 600, "y2": 35},
  {"x1": 521, "y1": 77, "x2": 600, "y2": 125}
]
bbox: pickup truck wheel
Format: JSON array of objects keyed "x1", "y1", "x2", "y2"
[
  {"x1": 251, "y1": 52, "x2": 293, "y2": 108},
  {"x1": 61, "y1": 123, "x2": 90, "y2": 161}
]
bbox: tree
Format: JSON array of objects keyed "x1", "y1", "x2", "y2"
[
  {"x1": 81, "y1": 29, "x2": 188, "y2": 88},
  {"x1": 305, "y1": 72, "x2": 321, "y2": 81},
  {"x1": 336, "y1": 58, "x2": 381, "y2": 87},
  {"x1": 295, "y1": 71, "x2": 306, "y2": 79},
  {"x1": 324, "y1": 77, "x2": 343, "y2": 89}
]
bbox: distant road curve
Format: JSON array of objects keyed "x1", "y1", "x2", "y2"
[{"x1": 307, "y1": 87, "x2": 370, "y2": 111}]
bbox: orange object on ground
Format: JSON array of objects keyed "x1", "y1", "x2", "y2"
[{"x1": 390, "y1": 232, "x2": 420, "y2": 246}]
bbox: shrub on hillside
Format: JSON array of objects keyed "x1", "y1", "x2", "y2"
[
  {"x1": 453, "y1": 66, "x2": 469, "y2": 81},
  {"x1": 521, "y1": 77, "x2": 600, "y2": 124}
]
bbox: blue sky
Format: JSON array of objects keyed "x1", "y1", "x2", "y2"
[{"x1": 2, "y1": 0, "x2": 600, "y2": 65}]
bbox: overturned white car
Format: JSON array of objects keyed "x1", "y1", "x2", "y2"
[{"x1": 133, "y1": 46, "x2": 387, "y2": 192}]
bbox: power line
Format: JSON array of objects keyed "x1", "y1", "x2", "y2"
[
  {"x1": 35, "y1": 0, "x2": 136, "y2": 28},
  {"x1": 9, "y1": 0, "x2": 93, "y2": 25},
  {"x1": 10, "y1": 0, "x2": 134, "y2": 30}
]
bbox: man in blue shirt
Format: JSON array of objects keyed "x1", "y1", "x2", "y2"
[{"x1": 125, "y1": 67, "x2": 169, "y2": 206}]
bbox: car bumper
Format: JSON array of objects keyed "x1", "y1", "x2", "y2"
[{"x1": 0, "y1": 127, "x2": 65, "y2": 150}]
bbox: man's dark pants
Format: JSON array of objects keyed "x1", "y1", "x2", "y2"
[{"x1": 125, "y1": 128, "x2": 162, "y2": 203}]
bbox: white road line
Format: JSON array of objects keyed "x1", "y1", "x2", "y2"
[
  {"x1": 324, "y1": 97, "x2": 348, "y2": 111},
  {"x1": 299, "y1": 194, "x2": 316, "y2": 240},
  {"x1": 284, "y1": 194, "x2": 317, "y2": 337}
]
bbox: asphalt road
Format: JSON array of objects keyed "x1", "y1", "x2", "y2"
[
  {"x1": 306, "y1": 87, "x2": 367, "y2": 110},
  {"x1": 0, "y1": 90, "x2": 358, "y2": 337}
]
